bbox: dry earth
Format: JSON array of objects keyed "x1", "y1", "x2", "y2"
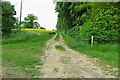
[{"x1": 40, "y1": 34, "x2": 116, "y2": 78}]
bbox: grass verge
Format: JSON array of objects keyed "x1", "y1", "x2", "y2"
[
  {"x1": 2, "y1": 31, "x2": 53, "y2": 77},
  {"x1": 62, "y1": 34, "x2": 118, "y2": 68},
  {"x1": 55, "y1": 45, "x2": 65, "y2": 51}
]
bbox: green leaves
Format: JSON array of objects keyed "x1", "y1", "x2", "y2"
[
  {"x1": 2, "y1": 1, "x2": 16, "y2": 37},
  {"x1": 23, "y1": 14, "x2": 39, "y2": 28},
  {"x1": 24, "y1": 14, "x2": 38, "y2": 22},
  {"x1": 55, "y1": 2, "x2": 119, "y2": 44}
]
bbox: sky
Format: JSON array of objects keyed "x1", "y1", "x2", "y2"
[{"x1": 7, "y1": 0, "x2": 58, "y2": 30}]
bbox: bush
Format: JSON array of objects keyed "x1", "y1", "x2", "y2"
[{"x1": 2, "y1": 1, "x2": 16, "y2": 37}]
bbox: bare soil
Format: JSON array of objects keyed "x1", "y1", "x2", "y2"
[{"x1": 40, "y1": 35, "x2": 116, "y2": 78}]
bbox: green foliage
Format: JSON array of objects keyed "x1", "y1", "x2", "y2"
[
  {"x1": 0, "y1": 1, "x2": 2, "y2": 31},
  {"x1": 80, "y1": 3, "x2": 119, "y2": 44},
  {"x1": 55, "y1": 2, "x2": 72, "y2": 30},
  {"x1": 55, "y1": 2, "x2": 119, "y2": 44},
  {"x1": 66, "y1": 26, "x2": 81, "y2": 41},
  {"x1": 55, "y1": 45, "x2": 65, "y2": 51},
  {"x1": 2, "y1": 31, "x2": 53, "y2": 77},
  {"x1": 23, "y1": 14, "x2": 40, "y2": 28},
  {"x1": 2, "y1": 1, "x2": 16, "y2": 37},
  {"x1": 24, "y1": 14, "x2": 38, "y2": 22}
]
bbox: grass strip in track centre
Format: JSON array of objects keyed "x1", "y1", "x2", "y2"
[
  {"x1": 54, "y1": 34, "x2": 60, "y2": 42},
  {"x1": 55, "y1": 45, "x2": 65, "y2": 51}
]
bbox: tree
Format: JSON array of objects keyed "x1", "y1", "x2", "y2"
[
  {"x1": 55, "y1": 2, "x2": 119, "y2": 44},
  {"x1": 0, "y1": 1, "x2": 2, "y2": 37},
  {"x1": 40, "y1": 27, "x2": 46, "y2": 30},
  {"x1": 80, "y1": 3, "x2": 119, "y2": 44},
  {"x1": 55, "y1": 2, "x2": 72, "y2": 30},
  {"x1": 34, "y1": 21, "x2": 40, "y2": 28},
  {"x1": 23, "y1": 14, "x2": 38, "y2": 28},
  {"x1": 2, "y1": 1, "x2": 16, "y2": 37}
]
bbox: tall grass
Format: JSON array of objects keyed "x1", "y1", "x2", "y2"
[
  {"x1": 62, "y1": 34, "x2": 118, "y2": 68},
  {"x1": 54, "y1": 33, "x2": 60, "y2": 41},
  {"x1": 2, "y1": 31, "x2": 53, "y2": 77}
]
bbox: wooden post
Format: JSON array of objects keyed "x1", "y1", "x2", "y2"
[
  {"x1": 91, "y1": 35, "x2": 93, "y2": 46},
  {"x1": 19, "y1": 0, "x2": 23, "y2": 30}
]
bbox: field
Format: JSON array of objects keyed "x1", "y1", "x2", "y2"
[
  {"x1": 2, "y1": 30, "x2": 53, "y2": 77},
  {"x1": 12, "y1": 28, "x2": 55, "y2": 33}
]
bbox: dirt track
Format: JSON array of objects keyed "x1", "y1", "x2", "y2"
[{"x1": 40, "y1": 35, "x2": 116, "y2": 78}]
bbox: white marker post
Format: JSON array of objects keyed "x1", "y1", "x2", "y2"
[{"x1": 91, "y1": 35, "x2": 93, "y2": 46}]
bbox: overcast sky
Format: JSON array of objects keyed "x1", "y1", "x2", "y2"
[{"x1": 7, "y1": 0, "x2": 58, "y2": 30}]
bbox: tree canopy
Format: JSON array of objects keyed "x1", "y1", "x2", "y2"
[
  {"x1": 22, "y1": 14, "x2": 40, "y2": 28},
  {"x1": 55, "y1": 2, "x2": 119, "y2": 44},
  {"x1": 2, "y1": 1, "x2": 16, "y2": 37}
]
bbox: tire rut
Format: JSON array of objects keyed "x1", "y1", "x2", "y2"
[{"x1": 40, "y1": 34, "x2": 116, "y2": 78}]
